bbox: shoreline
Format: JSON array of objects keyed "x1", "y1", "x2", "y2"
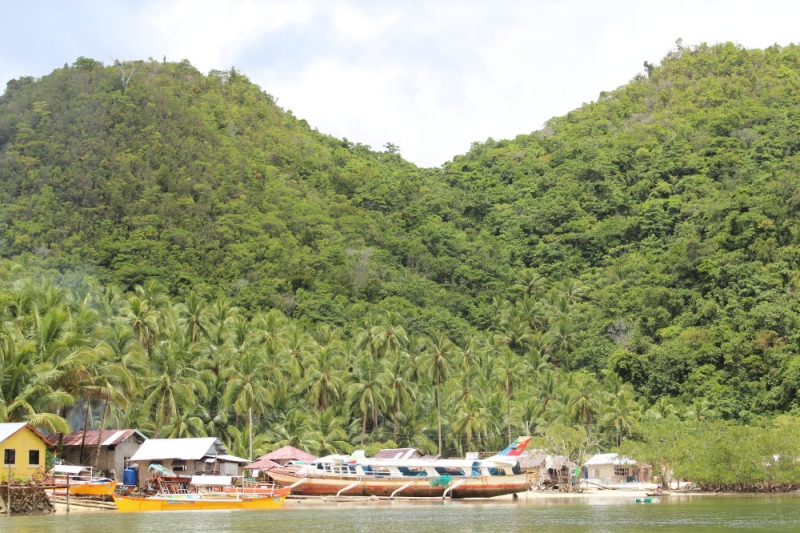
[{"x1": 38, "y1": 488, "x2": 779, "y2": 515}]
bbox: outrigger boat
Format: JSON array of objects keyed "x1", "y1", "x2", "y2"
[
  {"x1": 112, "y1": 475, "x2": 290, "y2": 512},
  {"x1": 269, "y1": 436, "x2": 533, "y2": 499},
  {"x1": 50, "y1": 465, "x2": 117, "y2": 496}
]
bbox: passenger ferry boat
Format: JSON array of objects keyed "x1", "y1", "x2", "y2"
[{"x1": 268, "y1": 436, "x2": 532, "y2": 499}]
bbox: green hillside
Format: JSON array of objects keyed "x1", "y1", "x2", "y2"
[
  {"x1": 3, "y1": 42, "x2": 800, "y2": 467},
  {"x1": 0, "y1": 57, "x2": 511, "y2": 336}
]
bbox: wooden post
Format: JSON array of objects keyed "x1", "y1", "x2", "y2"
[
  {"x1": 66, "y1": 473, "x2": 70, "y2": 514},
  {"x1": 7, "y1": 463, "x2": 11, "y2": 516}
]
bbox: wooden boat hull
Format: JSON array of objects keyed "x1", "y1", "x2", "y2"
[
  {"x1": 112, "y1": 493, "x2": 286, "y2": 512},
  {"x1": 268, "y1": 470, "x2": 530, "y2": 499},
  {"x1": 219, "y1": 486, "x2": 292, "y2": 496},
  {"x1": 69, "y1": 481, "x2": 117, "y2": 496}
]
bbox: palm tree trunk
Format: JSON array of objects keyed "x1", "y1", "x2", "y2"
[
  {"x1": 361, "y1": 412, "x2": 367, "y2": 445},
  {"x1": 436, "y1": 374, "x2": 442, "y2": 456},
  {"x1": 92, "y1": 398, "x2": 110, "y2": 471},
  {"x1": 507, "y1": 395, "x2": 512, "y2": 445},
  {"x1": 393, "y1": 403, "x2": 398, "y2": 444},
  {"x1": 79, "y1": 401, "x2": 92, "y2": 464}
]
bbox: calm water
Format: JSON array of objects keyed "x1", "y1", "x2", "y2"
[{"x1": 5, "y1": 495, "x2": 800, "y2": 532}]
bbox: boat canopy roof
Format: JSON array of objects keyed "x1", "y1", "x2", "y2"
[
  {"x1": 190, "y1": 475, "x2": 235, "y2": 486},
  {"x1": 51, "y1": 465, "x2": 87, "y2": 475},
  {"x1": 360, "y1": 457, "x2": 511, "y2": 469}
]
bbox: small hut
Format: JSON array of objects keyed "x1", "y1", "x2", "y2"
[
  {"x1": 518, "y1": 452, "x2": 575, "y2": 488},
  {"x1": 242, "y1": 456, "x2": 280, "y2": 480},
  {"x1": 260, "y1": 446, "x2": 316, "y2": 466}
]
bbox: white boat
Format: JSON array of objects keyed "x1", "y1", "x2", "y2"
[{"x1": 269, "y1": 436, "x2": 533, "y2": 499}]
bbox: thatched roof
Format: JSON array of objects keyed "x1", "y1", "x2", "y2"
[
  {"x1": 262, "y1": 446, "x2": 316, "y2": 462},
  {"x1": 518, "y1": 452, "x2": 548, "y2": 469}
]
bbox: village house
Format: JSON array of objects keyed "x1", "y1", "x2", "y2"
[
  {"x1": 583, "y1": 452, "x2": 651, "y2": 483},
  {"x1": 129, "y1": 437, "x2": 249, "y2": 488},
  {"x1": 45, "y1": 429, "x2": 147, "y2": 481},
  {"x1": 0, "y1": 423, "x2": 48, "y2": 482}
]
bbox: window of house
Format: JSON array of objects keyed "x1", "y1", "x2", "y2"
[
  {"x1": 29, "y1": 450, "x2": 40, "y2": 465},
  {"x1": 614, "y1": 467, "x2": 630, "y2": 476},
  {"x1": 3, "y1": 449, "x2": 16, "y2": 465}
]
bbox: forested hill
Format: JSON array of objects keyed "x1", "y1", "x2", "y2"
[
  {"x1": 0, "y1": 56, "x2": 512, "y2": 336},
  {"x1": 2, "y1": 42, "x2": 800, "y2": 423}
]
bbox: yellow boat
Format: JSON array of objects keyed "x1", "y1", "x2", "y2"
[
  {"x1": 69, "y1": 480, "x2": 117, "y2": 496},
  {"x1": 112, "y1": 492, "x2": 287, "y2": 512},
  {"x1": 50, "y1": 464, "x2": 117, "y2": 496}
]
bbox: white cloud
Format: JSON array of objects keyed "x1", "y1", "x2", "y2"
[
  {"x1": 145, "y1": 0, "x2": 313, "y2": 71},
  {"x1": 1, "y1": 0, "x2": 799, "y2": 167},
  {"x1": 332, "y1": 4, "x2": 401, "y2": 42}
]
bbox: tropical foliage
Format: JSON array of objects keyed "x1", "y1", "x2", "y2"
[{"x1": 3, "y1": 41, "x2": 800, "y2": 464}]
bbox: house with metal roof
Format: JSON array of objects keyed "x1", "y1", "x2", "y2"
[
  {"x1": 46, "y1": 429, "x2": 147, "y2": 481},
  {"x1": 583, "y1": 452, "x2": 651, "y2": 483},
  {"x1": 0, "y1": 423, "x2": 49, "y2": 482},
  {"x1": 129, "y1": 437, "x2": 249, "y2": 488}
]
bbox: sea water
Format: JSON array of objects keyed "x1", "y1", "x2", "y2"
[{"x1": 5, "y1": 494, "x2": 800, "y2": 532}]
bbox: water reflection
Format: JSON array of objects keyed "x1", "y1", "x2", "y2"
[{"x1": 6, "y1": 495, "x2": 800, "y2": 533}]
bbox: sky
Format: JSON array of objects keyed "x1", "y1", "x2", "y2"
[{"x1": 1, "y1": 0, "x2": 798, "y2": 168}]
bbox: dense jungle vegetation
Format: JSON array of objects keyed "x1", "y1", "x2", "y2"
[{"x1": 3, "y1": 41, "x2": 800, "y2": 484}]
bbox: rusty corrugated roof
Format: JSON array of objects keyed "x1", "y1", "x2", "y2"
[{"x1": 46, "y1": 429, "x2": 147, "y2": 447}]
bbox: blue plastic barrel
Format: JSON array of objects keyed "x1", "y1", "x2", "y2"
[{"x1": 123, "y1": 467, "x2": 138, "y2": 486}]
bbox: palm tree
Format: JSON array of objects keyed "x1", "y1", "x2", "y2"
[
  {"x1": 370, "y1": 312, "x2": 408, "y2": 358},
  {"x1": 301, "y1": 408, "x2": 353, "y2": 456},
  {"x1": 516, "y1": 268, "x2": 546, "y2": 297},
  {"x1": 0, "y1": 330, "x2": 73, "y2": 433},
  {"x1": 600, "y1": 391, "x2": 642, "y2": 447},
  {"x1": 88, "y1": 332, "x2": 138, "y2": 469},
  {"x1": 555, "y1": 278, "x2": 586, "y2": 305},
  {"x1": 417, "y1": 331, "x2": 456, "y2": 455},
  {"x1": 347, "y1": 353, "x2": 388, "y2": 444},
  {"x1": 162, "y1": 404, "x2": 207, "y2": 438},
  {"x1": 491, "y1": 350, "x2": 530, "y2": 443},
  {"x1": 451, "y1": 396, "x2": 488, "y2": 453},
  {"x1": 684, "y1": 398, "x2": 716, "y2": 421},
  {"x1": 124, "y1": 296, "x2": 159, "y2": 355},
  {"x1": 564, "y1": 373, "x2": 603, "y2": 427},
  {"x1": 379, "y1": 352, "x2": 417, "y2": 444},
  {"x1": 297, "y1": 343, "x2": 347, "y2": 410},
  {"x1": 221, "y1": 349, "x2": 272, "y2": 419},
  {"x1": 206, "y1": 297, "x2": 238, "y2": 347},
  {"x1": 547, "y1": 314, "x2": 579, "y2": 368},
  {"x1": 143, "y1": 338, "x2": 210, "y2": 437},
  {"x1": 264, "y1": 409, "x2": 317, "y2": 452},
  {"x1": 277, "y1": 325, "x2": 315, "y2": 379},
  {"x1": 646, "y1": 397, "x2": 680, "y2": 420},
  {"x1": 176, "y1": 291, "x2": 211, "y2": 343},
  {"x1": 498, "y1": 315, "x2": 533, "y2": 355}
]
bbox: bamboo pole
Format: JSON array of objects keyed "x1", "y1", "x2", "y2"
[{"x1": 6, "y1": 463, "x2": 11, "y2": 516}]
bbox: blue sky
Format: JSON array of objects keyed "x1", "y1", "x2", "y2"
[{"x1": 1, "y1": 0, "x2": 798, "y2": 167}]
